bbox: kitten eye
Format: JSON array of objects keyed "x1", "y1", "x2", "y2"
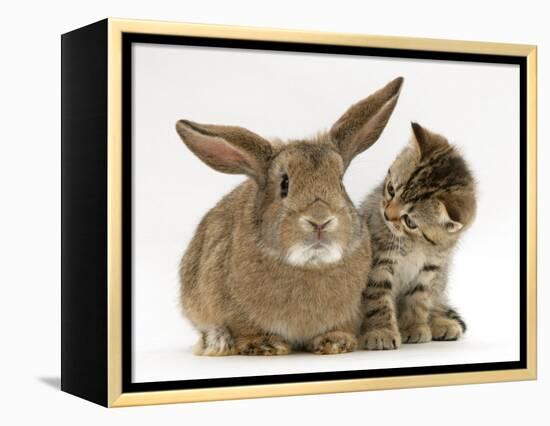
[
  {"x1": 387, "y1": 181, "x2": 395, "y2": 198},
  {"x1": 280, "y1": 174, "x2": 289, "y2": 198},
  {"x1": 402, "y1": 214, "x2": 417, "y2": 229}
]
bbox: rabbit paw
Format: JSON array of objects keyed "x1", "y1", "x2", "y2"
[
  {"x1": 401, "y1": 324, "x2": 432, "y2": 343},
  {"x1": 235, "y1": 335, "x2": 291, "y2": 356},
  {"x1": 431, "y1": 318, "x2": 464, "y2": 341},
  {"x1": 361, "y1": 327, "x2": 401, "y2": 350},
  {"x1": 194, "y1": 326, "x2": 235, "y2": 356},
  {"x1": 309, "y1": 331, "x2": 357, "y2": 355}
]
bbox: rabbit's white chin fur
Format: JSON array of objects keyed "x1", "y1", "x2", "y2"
[{"x1": 285, "y1": 243, "x2": 343, "y2": 267}]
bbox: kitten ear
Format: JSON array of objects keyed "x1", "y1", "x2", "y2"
[
  {"x1": 437, "y1": 200, "x2": 463, "y2": 233},
  {"x1": 176, "y1": 120, "x2": 272, "y2": 184},
  {"x1": 438, "y1": 192, "x2": 475, "y2": 233},
  {"x1": 411, "y1": 122, "x2": 449, "y2": 159},
  {"x1": 441, "y1": 214, "x2": 463, "y2": 233},
  {"x1": 330, "y1": 77, "x2": 404, "y2": 169}
]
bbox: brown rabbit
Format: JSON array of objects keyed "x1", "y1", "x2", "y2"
[{"x1": 176, "y1": 77, "x2": 404, "y2": 356}]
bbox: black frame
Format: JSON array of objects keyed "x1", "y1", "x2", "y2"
[
  {"x1": 61, "y1": 19, "x2": 528, "y2": 406},
  {"x1": 61, "y1": 19, "x2": 108, "y2": 405},
  {"x1": 121, "y1": 33, "x2": 527, "y2": 393}
]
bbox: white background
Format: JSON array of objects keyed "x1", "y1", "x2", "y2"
[
  {"x1": 132, "y1": 43, "x2": 520, "y2": 382},
  {"x1": 0, "y1": 0, "x2": 547, "y2": 424}
]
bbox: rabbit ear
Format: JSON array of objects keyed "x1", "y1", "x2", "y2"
[
  {"x1": 330, "y1": 77, "x2": 404, "y2": 168},
  {"x1": 411, "y1": 122, "x2": 449, "y2": 160},
  {"x1": 176, "y1": 120, "x2": 272, "y2": 182}
]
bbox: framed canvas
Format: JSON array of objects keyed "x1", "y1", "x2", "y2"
[{"x1": 61, "y1": 18, "x2": 537, "y2": 407}]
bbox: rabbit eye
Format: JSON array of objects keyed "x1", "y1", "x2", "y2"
[
  {"x1": 387, "y1": 181, "x2": 395, "y2": 198},
  {"x1": 280, "y1": 174, "x2": 289, "y2": 198},
  {"x1": 402, "y1": 214, "x2": 417, "y2": 229}
]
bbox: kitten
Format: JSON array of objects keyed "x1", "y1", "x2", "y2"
[{"x1": 359, "y1": 122, "x2": 476, "y2": 350}]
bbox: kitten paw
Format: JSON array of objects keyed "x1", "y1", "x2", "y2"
[
  {"x1": 431, "y1": 319, "x2": 464, "y2": 341},
  {"x1": 309, "y1": 331, "x2": 357, "y2": 354},
  {"x1": 401, "y1": 324, "x2": 432, "y2": 343},
  {"x1": 235, "y1": 335, "x2": 291, "y2": 355},
  {"x1": 361, "y1": 328, "x2": 401, "y2": 350}
]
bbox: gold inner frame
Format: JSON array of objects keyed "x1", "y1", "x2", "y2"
[{"x1": 106, "y1": 17, "x2": 537, "y2": 407}]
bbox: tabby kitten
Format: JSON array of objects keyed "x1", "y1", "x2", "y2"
[{"x1": 359, "y1": 122, "x2": 476, "y2": 350}]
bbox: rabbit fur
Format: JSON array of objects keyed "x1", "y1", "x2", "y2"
[{"x1": 175, "y1": 77, "x2": 404, "y2": 355}]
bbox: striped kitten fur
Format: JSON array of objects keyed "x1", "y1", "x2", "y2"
[{"x1": 359, "y1": 122, "x2": 476, "y2": 350}]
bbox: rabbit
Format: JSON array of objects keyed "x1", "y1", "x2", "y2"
[{"x1": 175, "y1": 77, "x2": 404, "y2": 356}]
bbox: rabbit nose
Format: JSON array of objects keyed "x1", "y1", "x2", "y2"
[
  {"x1": 306, "y1": 218, "x2": 333, "y2": 231},
  {"x1": 304, "y1": 217, "x2": 336, "y2": 239}
]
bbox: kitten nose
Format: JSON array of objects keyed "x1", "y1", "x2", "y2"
[{"x1": 384, "y1": 203, "x2": 401, "y2": 221}]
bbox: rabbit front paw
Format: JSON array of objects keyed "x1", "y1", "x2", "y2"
[
  {"x1": 235, "y1": 335, "x2": 292, "y2": 356},
  {"x1": 308, "y1": 331, "x2": 357, "y2": 355}
]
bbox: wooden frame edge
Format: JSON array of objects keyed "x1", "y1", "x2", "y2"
[
  {"x1": 526, "y1": 46, "x2": 537, "y2": 380},
  {"x1": 105, "y1": 17, "x2": 537, "y2": 407},
  {"x1": 108, "y1": 17, "x2": 535, "y2": 56},
  {"x1": 107, "y1": 18, "x2": 123, "y2": 407},
  {"x1": 109, "y1": 368, "x2": 535, "y2": 407}
]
